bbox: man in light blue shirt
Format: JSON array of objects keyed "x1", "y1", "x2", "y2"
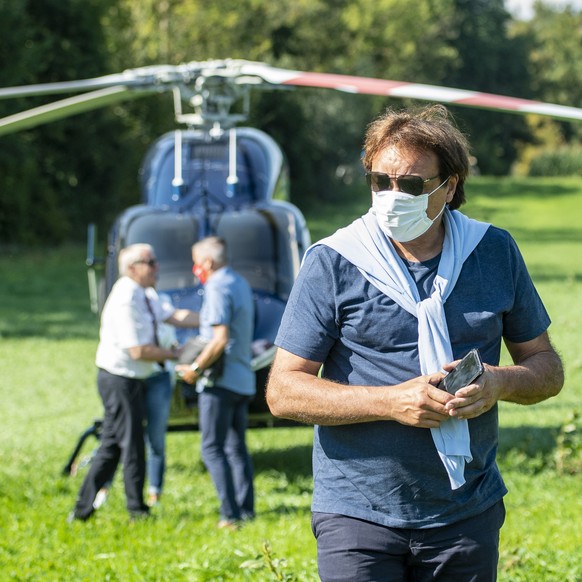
[{"x1": 177, "y1": 236, "x2": 255, "y2": 529}]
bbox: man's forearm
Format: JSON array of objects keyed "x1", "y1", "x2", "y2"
[
  {"x1": 266, "y1": 371, "x2": 386, "y2": 425},
  {"x1": 167, "y1": 309, "x2": 199, "y2": 328},
  {"x1": 497, "y1": 350, "x2": 564, "y2": 405},
  {"x1": 128, "y1": 344, "x2": 177, "y2": 362}
]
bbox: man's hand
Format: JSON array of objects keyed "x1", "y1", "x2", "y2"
[
  {"x1": 443, "y1": 365, "x2": 500, "y2": 420},
  {"x1": 176, "y1": 364, "x2": 199, "y2": 385},
  {"x1": 387, "y1": 373, "x2": 454, "y2": 428},
  {"x1": 443, "y1": 332, "x2": 564, "y2": 420},
  {"x1": 267, "y1": 348, "x2": 459, "y2": 427}
]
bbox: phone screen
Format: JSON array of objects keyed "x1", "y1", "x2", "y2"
[{"x1": 439, "y1": 348, "x2": 484, "y2": 395}]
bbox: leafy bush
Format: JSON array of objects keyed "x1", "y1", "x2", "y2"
[
  {"x1": 555, "y1": 412, "x2": 581, "y2": 475},
  {"x1": 528, "y1": 146, "x2": 582, "y2": 176}
]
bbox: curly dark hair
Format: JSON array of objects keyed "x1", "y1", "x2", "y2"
[{"x1": 361, "y1": 104, "x2": 471, "y2": 210}]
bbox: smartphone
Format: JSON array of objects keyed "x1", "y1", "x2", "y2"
[{"x1": 438, "y1": 348, "x2": 484, "y2": 395}]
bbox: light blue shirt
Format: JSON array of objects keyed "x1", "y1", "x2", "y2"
[{"x1": 199, "y1": 266, "x2": 255, "y2": 396}]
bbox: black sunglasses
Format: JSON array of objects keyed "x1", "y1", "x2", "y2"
[
  {"x1": 133, "y1": 258, "x2": 158, "y2": 267},
  {"x1": 366, "y1": 172, "x2": 442, "y2": 196}
]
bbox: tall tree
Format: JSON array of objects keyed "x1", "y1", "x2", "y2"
[
  {"x1": 437, "y1": 0, "x2": 533, "y2": 174},
  {"x1": 517, "y1": 2, "x2": 582, "y2": 143},
  {"x1": 0, "y1": 0, "x2": 143, "y2": 244}
]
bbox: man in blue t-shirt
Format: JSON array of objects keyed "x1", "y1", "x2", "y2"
[
  {"x1": 267, "y1": 105, "x2": 564, "y2": 581},
  {"x1": 177, "y1": 236, "x2": 255, "y2": 530}
]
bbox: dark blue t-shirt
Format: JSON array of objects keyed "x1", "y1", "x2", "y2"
[{"x1": 275, "y1": 225, "x2": 550, "y2": 528}]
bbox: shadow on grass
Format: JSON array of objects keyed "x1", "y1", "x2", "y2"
[
  {"x1": 497, "y1": 425, "x2": 563, "y2": 472},
  {"x1": 0, "y1": 306, "x2": 97, "y2": 340},
  {"x1": 524, "y1": 270, "x2": 582, "y2": 283},
  {"x1": 252, "y1": 442, "x2": 313, "y2": 478}
]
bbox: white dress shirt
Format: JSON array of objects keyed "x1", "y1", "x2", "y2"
[{"x1": 95, "y1": 277, "x2": 174, "y2": 378}]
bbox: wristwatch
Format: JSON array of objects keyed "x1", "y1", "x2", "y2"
[{"x1": 190, "y1": 362, "x2": 201, "y2": 373}]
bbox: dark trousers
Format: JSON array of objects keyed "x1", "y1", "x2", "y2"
[
  {"x1": 74, "y1": 369, "x2": 148, "y2": 518},
  {"x1": 312, "y1": 500, "x2": 506, "y2": 582},
  {"x1": 199, "y1": 386, "x2": 254, "y2": 521}
]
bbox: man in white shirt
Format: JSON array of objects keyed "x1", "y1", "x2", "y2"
[{"x1": 69, "y1": 243, "x2": 198, "y2": 521}]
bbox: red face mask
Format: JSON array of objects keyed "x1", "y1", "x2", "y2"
[{"x1": 193, "y1": 264, "x2": 208, "y2": 285}]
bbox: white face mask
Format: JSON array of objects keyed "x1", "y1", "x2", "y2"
[{"x1": 372, "y1": 178, "x2": 449, "y2": 242}]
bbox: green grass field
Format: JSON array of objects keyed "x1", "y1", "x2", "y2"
[{"x1": 0, "y1": 176, "x2": 581, "y2": 581}]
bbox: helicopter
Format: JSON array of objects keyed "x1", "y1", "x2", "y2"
[{"x1": 2, "y1": 59, "x2": 582, "y2": 471}]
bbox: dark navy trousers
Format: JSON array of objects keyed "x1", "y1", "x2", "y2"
[
  {"x1": 74, "y1": 369, "x2": 148, "y2": 518},
  {"x1": 198, "y1": 386, "x2": 254, "y2": 521},
  {"x1": 312, "y1": 500, "x2": 505, "y2": 581}
]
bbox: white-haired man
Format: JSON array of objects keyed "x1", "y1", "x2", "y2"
[{"x1": 69, "y1": 243, "x2": 198, "y2": 521}]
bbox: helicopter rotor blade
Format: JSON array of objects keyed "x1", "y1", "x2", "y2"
[
  {"x1": 0, "y1": 86, "x2": 152, "y2": 136},
  {"x1": 0, "y1": 73, "x2": 141, "y2": 100},
  {"x1": 237, "y1": 62, "x2": 582, "y2": 123},
  {"x1": 3, "y1": 59, "x2": 582, "y2": 135},
  {"x1": 0, "y1": 65, "x2": 188, "y2": 101}
]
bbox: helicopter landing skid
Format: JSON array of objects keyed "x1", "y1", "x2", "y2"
[{"x1": 62, "y1": 419, "x2": 103, "y2": 476}]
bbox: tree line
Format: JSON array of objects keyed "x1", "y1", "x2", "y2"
[{"x1": 1, "y1": 0, "x2": 581, "y2": 245}]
